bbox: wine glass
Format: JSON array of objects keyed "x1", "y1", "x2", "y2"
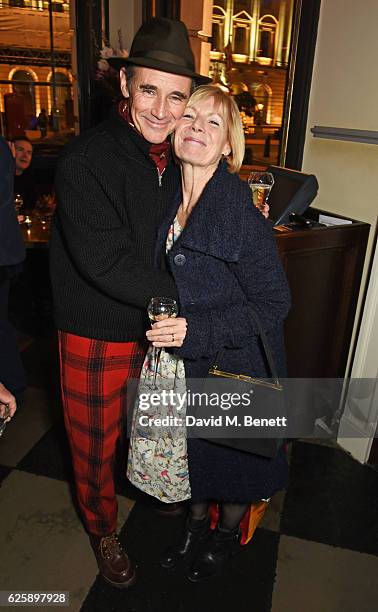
[
  {"x1": 147, "y1": 297, "x2": 178, "y2": 387},
  {"x1": 247, "y1": 171, "x2": 274, "y2": 217},
  {"x1": 14, "y1": 194, "x2": 24, "y2": 221}
]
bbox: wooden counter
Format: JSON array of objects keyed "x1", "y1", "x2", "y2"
[
  {"x1": 16, "y1": 210, "x2": 370, "y2": 380},
  {"x1": 275, "y1": 216, "x2": 370, "y2": 377}
]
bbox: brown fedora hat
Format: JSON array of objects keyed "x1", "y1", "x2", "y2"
[{"x1": 107, "y1": 17, "x2": 211, "y2": 85}]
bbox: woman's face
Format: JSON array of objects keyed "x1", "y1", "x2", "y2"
[{"x1": 174, "y1": 96, "x2": 231, "y2": 169}]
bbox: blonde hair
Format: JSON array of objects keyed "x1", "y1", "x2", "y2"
[{"x1": 184, "y1": 85, "x2": 245, "y2": 173}]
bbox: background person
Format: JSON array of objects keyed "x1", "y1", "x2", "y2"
[
  {"x1": 0, "y1": 136, "x2": 26, "y2": 407},
  {"x1": 13, "y1": 137, "x2": 37, "y2": 211},
  {"x1": 49, "y1": 18, "x2": 210, "y2": 588},
  {"x1": 134, "y1": 86, "x2": 291, "y2": 582},
  {"x1": 37, "y1": 108, "x2": 48, "y2": 139}
]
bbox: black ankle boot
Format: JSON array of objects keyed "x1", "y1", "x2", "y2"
[
  {"x1": 187, "y1": 527, "x2": 240, "y2": 582},
  {"x1": 159, "y1": 516, "x2": 210, "y2": 569}
]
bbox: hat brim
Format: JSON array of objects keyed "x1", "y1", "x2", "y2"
[{"x1": 107, "y1": 56, "x2": 212, "y2": 85}]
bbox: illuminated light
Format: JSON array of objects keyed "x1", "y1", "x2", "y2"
[
  {"x1": 257, "y1": 57, "x2": 273, "y2": 66},
  {"x1": 232, "y1": 53, "x2": 248, "y2": 63},
  {"x1": 210, "y1": 51, "x2": 224, "y2": 60}
]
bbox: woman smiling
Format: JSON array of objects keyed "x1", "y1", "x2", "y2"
[{"x1": 128, "y1": 85, "x2": 291, "y2": 582}]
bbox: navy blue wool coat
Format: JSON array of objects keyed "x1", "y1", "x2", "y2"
[{"x1": 156, "y1": 160, "x2": 291, "y2": 502}]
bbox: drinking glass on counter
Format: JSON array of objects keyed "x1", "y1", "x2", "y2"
[
  {"x1": 248, "y1": 171, "x2": 274, "y2": 217},
  {"x1": 14, "y1": 194, "x2": 24, "y2": 222}
]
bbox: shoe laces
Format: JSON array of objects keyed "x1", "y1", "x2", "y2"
[{"x1": 100, "y1": 533, "x2": 124, "y2": 560}]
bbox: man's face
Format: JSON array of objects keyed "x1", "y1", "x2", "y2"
[
  {"x1": 120, "y1": 67, "x2": 192, "y2": 144},
  {"x1": 14, "y1": 140, "x2": 33, "y2": 174}
]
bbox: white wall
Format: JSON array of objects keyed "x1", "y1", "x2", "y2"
[
  {"x1": 301, "y1": 0, "x2": 378, "y2": 461},
  {"x1": 302, "y1": 0, "x2": 378, "y2": 256},
  {"x1": 338, "y1": 238, "x2": 378, "y2": 462},
  {"x1": 108, "y1": 0, "x2": 142, "y2": 53}
]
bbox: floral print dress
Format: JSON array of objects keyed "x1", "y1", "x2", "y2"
[{"x1": 127, "y1": 218, "x2": 191, "y2": 503}]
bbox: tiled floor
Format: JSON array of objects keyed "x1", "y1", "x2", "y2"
[{"x1": 0, "y1": 333, "x2": 377, "y2": 611}]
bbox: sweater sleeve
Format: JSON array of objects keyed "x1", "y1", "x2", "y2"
[
  {"x1": 54, "y1": 153, "x2": 178, "y2": 310},
  {"x1": 0, "y1": 138, "x2": 13, "y2": 210},
  {"x1": 175, "y1": 196, "x2": 291, "y2": 360}
]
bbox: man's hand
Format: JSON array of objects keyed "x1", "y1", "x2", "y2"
[
  {"x1": 146, "y1": 317, "x2": 187, "y2": 348},
  {"x1": 6, "y1": 141, "x2": 15, "y2": 158},
  {"x1": 0, "y1": 382, "x2": 17, "y2": 420}
]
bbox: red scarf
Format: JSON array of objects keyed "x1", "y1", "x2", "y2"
[{"x1": 118, "y1": 101, "x2": 170, "y2": 174}]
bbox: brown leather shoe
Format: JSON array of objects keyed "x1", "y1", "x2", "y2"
[{"x1": 89, "y1": 533, "x2": 136, "y2": 588}]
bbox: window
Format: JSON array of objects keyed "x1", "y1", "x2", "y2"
[
  {"x1": 257, "y1": 15, "x2": 278, "y2": 60},
  {"x1": 212, "y1": 21, "x2": 224, "y2": 51},
  {"x1": 233, "y1": 25, "x2": 249, "y2": 55},
  {"x1": 50, "y1": 1, "x2": 63, "y2": 12},
  {"x1": 259, "y1": 28, "x2": 274, "y2": 57},
  {"x1": 232, "y1": 10, "x2": 253, "y2": 58},
  {"x1": 212, "y1": 5, "x2": 227, "y2": 52},
  {"x1": 210, "y1": 0, "x2": 300, "y2": 168},
  {"x1": 12, "y1": 69, "x2": 36, "y2": 124},
  {"x1": 0, "y1": 1, "x2": 74, "y2": 142}
]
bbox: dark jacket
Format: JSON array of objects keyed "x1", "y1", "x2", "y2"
[
  {"x1": 0, "y1": 137, "x2": 26, "y2": 396},
  {"x1": 50, "y1": 107, "x2": 179, "y2": 342},
  {"x1": 156, "y1": 160, "x2": 291, "y2": 379},
  {"x1": 0, "y1": 137, "x2": 25, "y2": 271}
]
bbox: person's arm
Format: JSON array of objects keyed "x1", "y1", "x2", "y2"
[
  {"x1": 0, "y1": 382, "x2": 17, "y2": 419},
  {"x1": 175, "y1": 200, "x2": 290, "y2": 360},
  {"x1": 0, "y1": 138, "x2": 14, "y2": 210},
  {"x1": 54, "y1": 153, "x2": 178, "y2": 310}
]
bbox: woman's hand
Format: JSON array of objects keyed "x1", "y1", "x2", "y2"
[
  {"x1": 146, "y1": 317, "x2": 187, "y2": 348},
  {"x1": 254, "y1": 202, "x2": 269, "y2": 219},
  {"x1": 260, "y1": 202, "x2": 270, "y2": 219}
]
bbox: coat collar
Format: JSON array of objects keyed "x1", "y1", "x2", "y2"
[{"x1": 157, "y1": 160, "x2": 247, "y2": 262}]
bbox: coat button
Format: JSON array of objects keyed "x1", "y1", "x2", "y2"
[{"x1": 174, "y1": 254, "x2": 186, "y2": 266}]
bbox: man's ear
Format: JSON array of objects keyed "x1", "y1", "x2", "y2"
[{"x1": 119, "y1": 69, "x2": 130, "y2": 98}]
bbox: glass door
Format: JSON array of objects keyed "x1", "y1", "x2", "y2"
[{"x1": 208, "y1": 0, "x2": 320, "y2": 171}]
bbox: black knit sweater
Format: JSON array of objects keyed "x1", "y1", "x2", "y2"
[{"x1": 50, "y1": 107, "x2": 179, "y2": 341}]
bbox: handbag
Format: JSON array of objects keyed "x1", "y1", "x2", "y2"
[{"x1": 194, "y1": 305, "x2": 286, "y2": 459}]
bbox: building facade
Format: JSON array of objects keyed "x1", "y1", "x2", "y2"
[{"x1": 0, "y1": 0, "x2": 73, "y2": 138}]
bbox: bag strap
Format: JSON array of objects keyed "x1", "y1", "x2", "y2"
[{"x1": 211, "y1": 304, "x2": 281, "y2": 385}]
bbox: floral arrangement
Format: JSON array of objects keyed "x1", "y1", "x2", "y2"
[{"x1": 95, "y1": 29, "x2": 129, "y2": 103}]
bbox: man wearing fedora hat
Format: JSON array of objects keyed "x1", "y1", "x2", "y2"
[{"x1": 50, "y1": 18, "x2": 210, "y2": 588}]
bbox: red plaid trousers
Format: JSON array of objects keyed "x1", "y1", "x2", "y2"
[{"x1": 58, "y1": 331, "x2": 146, "y2": 536}]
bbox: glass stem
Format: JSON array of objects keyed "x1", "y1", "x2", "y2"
[{"x1": 153, "y1": 347, "x2": 162, "y2": 387}]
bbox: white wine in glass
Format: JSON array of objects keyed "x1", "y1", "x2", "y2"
[
  {"x1": 14, "y1": 194, "x2": 24, "y2": 217},
  {"x1": 147, "y1": 297, "x2": 178, "y2": 387},
  {"x1": 248, "y1": 171, "x2": 274, "y2": 215}
]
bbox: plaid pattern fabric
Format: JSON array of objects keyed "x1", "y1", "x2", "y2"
[{"x1": 58, "y1": 331, "x2": 146, "y2": 536}]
